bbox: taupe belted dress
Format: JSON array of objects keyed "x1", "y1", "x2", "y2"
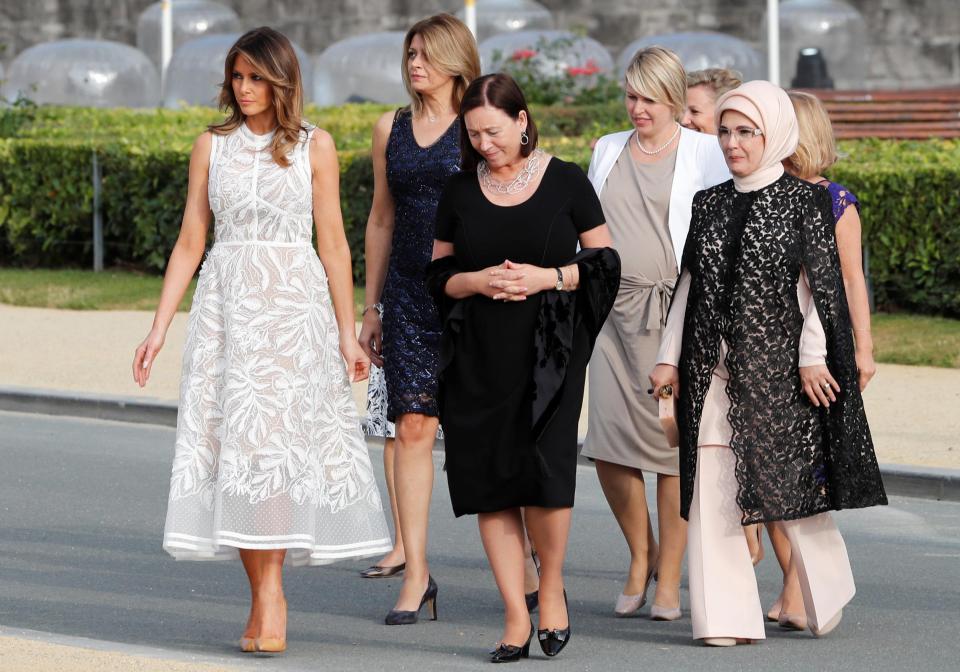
[{"x1": 581, "y1": 146, "x2": 679, "y2": 474}]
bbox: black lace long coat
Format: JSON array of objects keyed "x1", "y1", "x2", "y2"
[{"x1": 676, "y1": 174, "x2": 887, "y2": 524}]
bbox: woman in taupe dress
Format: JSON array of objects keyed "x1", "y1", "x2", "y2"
[{"x1": 581, "y1": 47, "x2": 728, "y2": 619}]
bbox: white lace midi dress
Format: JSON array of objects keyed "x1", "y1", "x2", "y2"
[{"x1": 162, "y1": 123, "x2": 392, "y2": 566}]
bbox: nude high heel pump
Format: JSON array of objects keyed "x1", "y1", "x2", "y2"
[
  {"x1": 255, "y1": 637, "x2": 287, "y2": 653},
  {"x1": 614, "y1": 566, "x2": 657, "y2": 617}
]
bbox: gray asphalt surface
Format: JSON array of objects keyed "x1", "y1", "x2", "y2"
[{"x1": 1, "y1": 410, "x2": 958, "y2": 671}]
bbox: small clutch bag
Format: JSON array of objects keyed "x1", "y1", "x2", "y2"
[{"x1": 658, "y1": 384, "x2": 680, "y2": 448}]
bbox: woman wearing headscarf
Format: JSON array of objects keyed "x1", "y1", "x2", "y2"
[{"x1": 650, "y1": 80, "x2": 886, "y2": 646}]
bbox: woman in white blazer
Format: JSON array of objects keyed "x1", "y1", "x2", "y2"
[{"x1": 581, "y1": 46, "x2": 729, "y2": 620}]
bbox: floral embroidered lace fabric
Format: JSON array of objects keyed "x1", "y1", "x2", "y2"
[
  {"x1": 676, "y1": 175, "x2": 886, "y2": 524},
  {"x1": 162, "y1": 123, "x2": 391, "y2": 565}
]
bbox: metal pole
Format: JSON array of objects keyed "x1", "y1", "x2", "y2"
[
  {"x1": 160, "y1": 0, "x2": 173, "y2": 95},
  {"x1": 465, "y1": 0, "x2": 477, "y2": 38},
  {"x1": 768, "y1": 0, "x2": 780, "y2": 85},
  {"x1": 92, "y1": 151, "x2": 103, "y2": 272}
]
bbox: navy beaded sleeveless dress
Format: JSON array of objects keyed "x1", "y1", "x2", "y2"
[{"x1": 374, "y1": 109, "x2": 459, "y2": 424}]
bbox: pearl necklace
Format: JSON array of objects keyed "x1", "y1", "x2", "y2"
[
  {"x1": 635, "y1": 123, "x2": 680, "y2": 155},
  {"x1": 478, "y1": 149, "x2": 544, "y2": 195}
]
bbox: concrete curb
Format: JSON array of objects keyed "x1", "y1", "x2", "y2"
[
  {"x1": 0, "y1": 385, "x2": 178, "y2": 426},
  {"x1": 2, "y1": 385, "x2": 958, "y2": 504}
]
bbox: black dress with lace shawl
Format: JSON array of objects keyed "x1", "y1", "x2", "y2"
[{"x1": 676, "y1": 174, "x2": 887, "y2": 524}]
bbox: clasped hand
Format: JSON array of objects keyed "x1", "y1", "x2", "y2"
[{"x1": 482, "y1": 260, "x2": 554, "y2": 302}]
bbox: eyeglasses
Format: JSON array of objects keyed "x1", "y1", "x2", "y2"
[{"x1": 717, "y1": 126, "x2": 764, "y2": 143}]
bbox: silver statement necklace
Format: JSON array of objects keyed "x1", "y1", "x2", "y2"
[
  {"x1": 635, "y1": 123, "x2": 680, "y2": 155},
  {"x1": 479, "y1": 149, "x2": 544, "y2": 195}
]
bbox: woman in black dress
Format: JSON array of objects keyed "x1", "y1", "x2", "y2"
[
  {"x1": 357, "y1": 14, "x2": 480, "y2": 623},
  {"x1": 427, "y1": 74, "x2": 620, "y2": 662}
]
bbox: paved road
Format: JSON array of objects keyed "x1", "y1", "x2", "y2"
[{"x1": 1, "y1": 411, "x2": 958, "y2": 671}]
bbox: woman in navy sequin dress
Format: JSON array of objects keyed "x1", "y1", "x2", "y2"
[{"x1": 357, "y1": 14, "x2": 481, "y2": 624}]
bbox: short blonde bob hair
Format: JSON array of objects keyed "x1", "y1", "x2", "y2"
[
  {"x1": 686, "y1": 68, "x2": 743, "y2": 98},
  {"x1": 623, "y1": 46, "x2": 687, "y2": 121},
  {"x1": 786, "y1": 90, "x2": 839, "y2": 178},
  {"x1": 401, "y1": 13, "x2": 481, "y2": 116}
]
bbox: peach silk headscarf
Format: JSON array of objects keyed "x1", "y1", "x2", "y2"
[{"x1": 714, "y1": 80, "x2": 799, "y2": 193}]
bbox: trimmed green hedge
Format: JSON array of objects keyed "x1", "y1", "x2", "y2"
[{"x1": 1, "y1": 105, "x2": 958, "y2": 315}]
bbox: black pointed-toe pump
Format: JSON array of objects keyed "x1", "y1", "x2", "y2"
[
  {"x1": 537, "y1": 590, "x2": 570, "y2": 657},
  {"x1": 384, "y1": 575, "x2": 438, "y2": 625},
  {"x1": 490, "y1": 623, "x2": 534, "y2": 663}
]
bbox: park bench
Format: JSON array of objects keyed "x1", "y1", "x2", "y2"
[{"x1": 808, "y1": 88, "x2": 960, "y2": 139}]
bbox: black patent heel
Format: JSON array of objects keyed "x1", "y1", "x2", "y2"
[
  {"x1": 384, "y1": 575, "x2": 438, "y2": 625},
  {"x1": 537, "y1": 590, "x2": 570, "y2": 657},
  {"x1": 490, "y1": 623, "x2": 533, "y2": 663}
]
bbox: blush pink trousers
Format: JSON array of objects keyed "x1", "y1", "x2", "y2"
[{"x1": 687, "y1": 445, "x2": 856, "y2": 641}]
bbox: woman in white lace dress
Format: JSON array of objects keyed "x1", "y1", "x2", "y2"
[{"x1": 132, "y1": 28, "x2": 391, "y2": 653}]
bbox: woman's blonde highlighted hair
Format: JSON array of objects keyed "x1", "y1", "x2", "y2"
[
  {"x1": 623, "y1": 46, "x2": 687, "y2": 121},
  {"x1": 686, "y1": 67, "x2": 743, "y2": 98},
  {"x1": 401, "y1": 13, "x2": 481, "y2": 116},
  {"x1": 786, "y1": 90, "x2": 839, "y2": 178},
  {"x1": 210, "y1": 27, "x2": 305, "y2": 168}
]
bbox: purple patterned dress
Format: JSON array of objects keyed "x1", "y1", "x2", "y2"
[{"x1": 818, "y1": 179, "x2": 860, "y2": 224}]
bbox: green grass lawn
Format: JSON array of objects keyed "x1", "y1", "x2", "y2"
[
  {"x1": 0, "y1": 268, "x2": 366, "y2": 315},
  {"x1": 0, "y1": 268, "x2": 198, "y2": 311},
  {"x1": 872, "y1": 313, "x2": 960, "y2": 368},
  {"x1": 2, "y1": 268, "x2": 958, "y2": 368}
]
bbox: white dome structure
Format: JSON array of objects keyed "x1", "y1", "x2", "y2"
[
  {"x1": 163, "y1": 33, "x2": 313, "y2": 108},
  {"x1": 455, "y1": 0, "x2": 553, "y2": 42},
  {"x1": 312, "y1": 32, "x2": 407, "y2": 106},
  {"x1": 764, "y1": 0, "x2": 869, "y2": 88},
  {"x1": 2, "y1": 39, "x2": 160, "y2": 108},
  {"x1": 480, "y1": 30, "x2": 613, "y2": 80},
  {"x1": 617, "y1": 32, "x2": 765, "y2": 81},
  {"x1": 137, "y1": 0, "x2": 241, "y2": 68}
]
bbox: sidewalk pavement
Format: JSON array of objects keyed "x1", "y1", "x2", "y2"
[
  {"x1": 0, "y1": 629, "x2": 243, "y2": 672},
  {"x1": 1, "y1": 302, "x2": 959, "y2": 670},
  {"x1": 3, "y1": 303, "x2": 958, "y2": 470}
]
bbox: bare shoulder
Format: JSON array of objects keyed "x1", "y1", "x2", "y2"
[
  {"x1": 375, "y1": 109, "x2": 397, "y2": 134},
  {"x1": 309, "y1": 126, "x2": 336, "y2": 151},
  {"x1": 308, "y1": 127, "x2": 339, "y2": 170},
  {"x1": 371, "y1": 109, "x2": 397, "y2": 145},
  {"x1": 188, "y1": 131, "x2": 213, "y2": 174},
  {"x1": 191, "y1": 130, "x2": 213, "y2": 154}
]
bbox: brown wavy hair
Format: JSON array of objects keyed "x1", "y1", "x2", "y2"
[
  {"x1": 458, "y1": 73, "x2": 538, "y2": 172},
  {"x1": 210, "y1": 27, "x2": 305, "y2": 168},
  {"x1": 401, "y1": 13, "x2": 481, "y2": 116}
]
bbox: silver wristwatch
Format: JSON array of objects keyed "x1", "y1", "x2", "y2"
[{"x1": 555, "y1": 267, "x2": 564, "y2": 291}]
